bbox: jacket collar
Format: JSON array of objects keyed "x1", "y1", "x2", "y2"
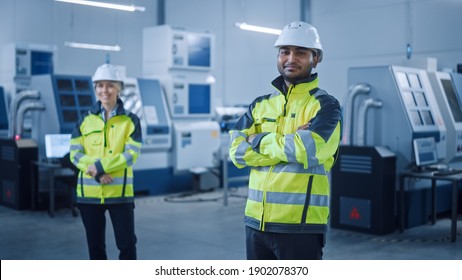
[
  {"x1": 271, "y1": 73, "x2": 319, "y2": 95},
  {"x1": 90, "y1": 98, "x2": 126, "y2": 116}
]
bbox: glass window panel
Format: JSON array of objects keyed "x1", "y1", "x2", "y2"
[
  {"x1": 408, "y1": 73, "x2": 422, "y2": 88},
  {"x1": 59, "y1": 94, "x2": 76, "y2": 106},
  {"x1": 410, "y1": 111, "x2": 423, "y2": 125},
  {"x1": 421, "y1": 110, "x2": 434, "y2": 125},
  {"x1": 402, "y1": 91, "x2": 416, "y2": 107},
  {"x1": 396, "y1": 72, "x2": 410, "y2": 88},
  {"x1": 75, "y1": 79, "x2": 91, "y2": 91},
  {"x1": 413, "y1": 91, "x2": 428, "y2": 107},
  {"x1": 57, "y1": 79, "x2": 73, "y2": 91},
  {"x1": 77, "y1": 95, "x2": 93, "y2": 106},
  {"x1": 62, "y1": 110, "x2": 78, "y2": 123}
]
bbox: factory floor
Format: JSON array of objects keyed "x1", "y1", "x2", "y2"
[{"x1": 1, "y1": 187, "x2": 461, "y2": 260}]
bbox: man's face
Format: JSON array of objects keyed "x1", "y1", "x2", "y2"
[{"x1": 277, "y1": 46, "x2": 318, "y2": 85}]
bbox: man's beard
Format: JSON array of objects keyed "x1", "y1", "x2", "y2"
[{"x1": 278, "y1": 68, "x2": 312, "y2": 84}]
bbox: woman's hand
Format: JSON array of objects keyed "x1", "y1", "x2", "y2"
[
  {"x1": 86, "y1": 164, "x2": 97, "y2": 177},
  {"x1": 100, "y1": 174, "x2": 114, "y2": 185}
]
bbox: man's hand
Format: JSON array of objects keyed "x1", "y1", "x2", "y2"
[
  {"x1": 247, "y1": 134, "x2": 257, "y2": 143},
  {"x1": 297, "y1": 121, "x2": 312, "y2": 130}
]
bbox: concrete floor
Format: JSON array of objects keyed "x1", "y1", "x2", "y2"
[{"x1": 0, "y1": 187, "x2": 461, "y2": 260}]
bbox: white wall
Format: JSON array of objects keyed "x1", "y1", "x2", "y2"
[
  {"x1": 1, "y1": 0, "x2": 461, "y2": 108},
  {"x1": 0, "y1": 0, "x2": 158, "y2": 78}
]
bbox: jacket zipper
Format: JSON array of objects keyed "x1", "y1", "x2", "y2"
[
  {"x1": 101, "y1": 117, "x2": 107, "y2": 204},
  {"x1": 283, "y1": 84, "x2": 293, "y2": 117}
]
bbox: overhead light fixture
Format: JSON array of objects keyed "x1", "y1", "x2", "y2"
[
  {"x1": 55, "y1": 0, "x2": 146, "y2": 12},
  {"x1": 64, "y1": 41, "x2": 121, "y2": 51},
  {"x1": 235, "y1": 22, "x2": 281, "y2": 35}
]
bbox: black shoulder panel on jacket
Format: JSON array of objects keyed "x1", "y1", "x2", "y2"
[
  {"x1": 307, "y1": 90, "x2": 341, "y2": 142},
  {"x1": 231, "y1": 92, "x2": 275, "y2": 131},
  {"x1": 128, "y1": 112, "x2": 142, "y2": 143}
]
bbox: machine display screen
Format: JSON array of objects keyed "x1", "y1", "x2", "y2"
[
  {"x1": 44, "y1": 134, "x2": 71, "y2": 159},
  {"x1": 187, "y1": 34, "x2": 211, "y2": 67},
  {"x1": 413, "y1": 137, "x2": 438, "y2": 167},
  {"x1": 441, "y1": 79, "x2": 462, "y2": 122},
  {"x1": 189, "y1": 84, "x2": 211, "y2": 114},
  {"x1": 31, "y1": 51, "x2": 54, "y2": 75}
]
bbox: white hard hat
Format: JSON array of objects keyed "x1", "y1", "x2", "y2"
[
  {"x1": 274, "y1": 21, "x2": 324, "y2": 62},
  {"x1": 92, "y1": 63, "x2": 123, "y2": 84}
]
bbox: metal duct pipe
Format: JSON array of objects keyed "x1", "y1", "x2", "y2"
[
  {"x1": 356, "y1": 98, "x2": 382, "y2": 146},
  {"x1": 15, "y1": 101, "x2": 46, "y2": 138},
  {"x1": 342, "y1": 83, "x2": 371, "y2": 145},
  {"x1": 8, "y1": 90, "x2": 40, "y2": 138}
]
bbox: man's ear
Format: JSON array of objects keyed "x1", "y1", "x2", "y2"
[{"x1": 312, "y1": 53, "x2": 319, "y2": 68}]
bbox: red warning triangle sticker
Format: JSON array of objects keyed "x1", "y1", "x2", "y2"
[{"x1": 349, "y1": 207, "x2": 360, "y2": 220}]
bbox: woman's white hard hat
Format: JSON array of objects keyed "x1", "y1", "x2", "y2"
[
  {"x1": 92, "y1": 64, "x2": 123, "y2": 83},
  {"x1": 274, "y1": 21, "x2": 324, "y2": 62}
]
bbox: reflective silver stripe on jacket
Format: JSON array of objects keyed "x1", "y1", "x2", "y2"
[
  {"x1": 293, "y1": 130, "x2": 319, "y2": 167},
  {"x1": 125, "y1": 143, "x2": 140, "y2": 154},
  {"x1": 248, "y1": 189, "x2": 328, "y2": 206},
  {"x1": 77, "y1": 197, "x2": 134, "y2": 204},
  {"x1": 248, "y1": 189, "x2": 263, "y2": 202},
  {"x1": 82, "y1": 177, "x2": 133, "y2": 186},
  {"x1": 123, "y1": 151, "x2": 133, "y2": 166},
  {"x1": 253, "y1": 163, "x2": 326, "y2": 175},
  {"x1": 70, "y1": 144, "x2": 84, "y2": 151},
  {"x1": 266, "y1": 192, "x2": 328, "y2": 207},
  {"x1": 73, "y1": 152, "x2": 85, "y2": 166}
]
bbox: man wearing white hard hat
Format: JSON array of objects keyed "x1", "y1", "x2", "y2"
[
  {"x1": 229, "y1": 22, "x2": 341, "y2": 259},
  {"x1": 70, "y1": 63, "x2": 142, "y2": 260}
]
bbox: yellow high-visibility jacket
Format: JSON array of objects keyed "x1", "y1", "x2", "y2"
[
  {"x1": 229, "y1": 74, "x2": 341, "y2": 234},
  {"x1": 70, "y1": 99, "x2": 142, "y2": 204}
]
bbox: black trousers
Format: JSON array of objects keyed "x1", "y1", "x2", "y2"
[
  {"x1": 246, "y1": 226, "x2": 325, "y2": 260},
  {"x1": 78, "y1": 202, "x2": 137, "y2": 260}
]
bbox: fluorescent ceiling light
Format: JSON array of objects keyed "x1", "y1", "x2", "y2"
[
  {"x1": 64, "y1": 41, "x2": 121, "y2": 51},
  {"x1": 235, "y1": 22, "x2": 281, "y2": 35},
  {"x1": 55, "y1": 0, "x2": 145, "y2": 12}
]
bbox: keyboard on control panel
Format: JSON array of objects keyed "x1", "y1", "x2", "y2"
[{"x1": 433, "y1": 169, "x2": 462, "y2": 176}]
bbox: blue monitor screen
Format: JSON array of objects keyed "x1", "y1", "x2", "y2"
[
  {"x1": 0, "y1": 87, "x2": 7, "y2": 130},
  {"x1": 189, "y1": 84, "x2": 210, "y2": 114},
  {"x1": 31, "y1": 51, "x2": 54, "y2": 75},
  {"x1": 187, "y1": 35, "x2": 211, "y2": 67}
]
